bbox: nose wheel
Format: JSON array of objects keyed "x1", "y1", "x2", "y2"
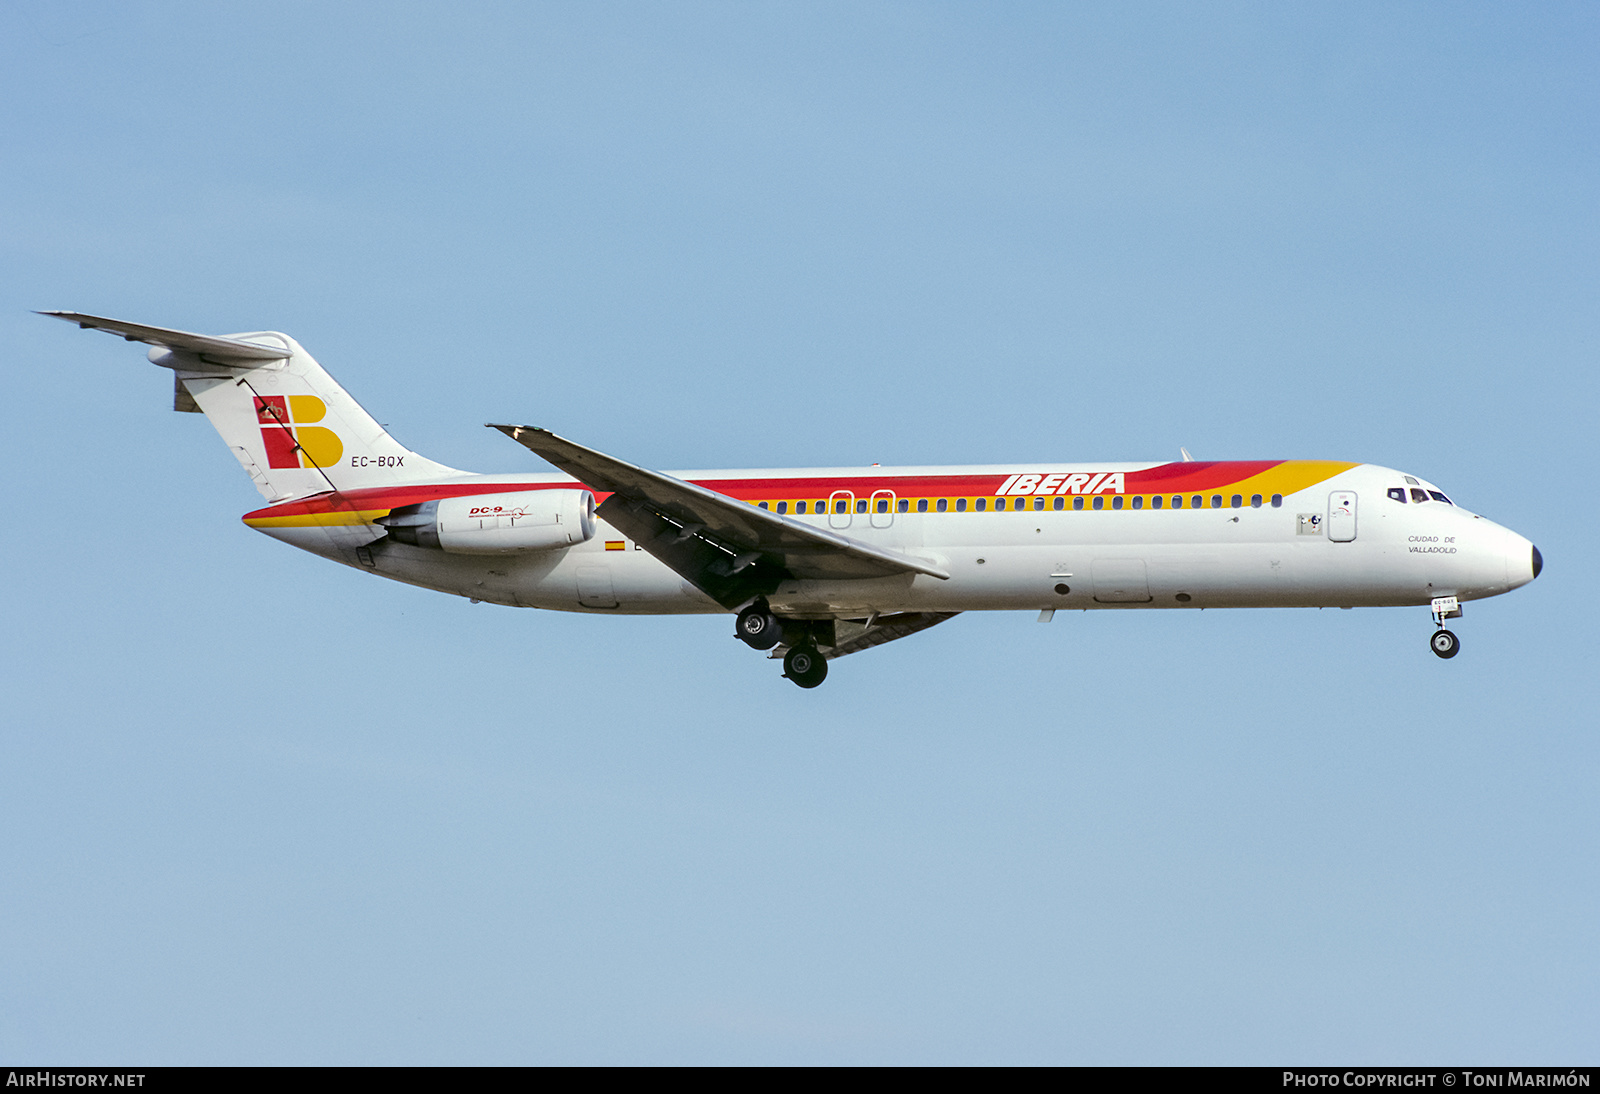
[
  {"x1": 1429, "y1": 595, "x2": 1462, "y2": 659},
  {"x1": 1430, "y1": 629, "x2": 1460, "y2": 659}
]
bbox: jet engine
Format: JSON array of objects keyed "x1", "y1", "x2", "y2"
[{"x1": 377, "y1": 489, "x2": 596, "y2": 554}]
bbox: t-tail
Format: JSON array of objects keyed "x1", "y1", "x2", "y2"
[{"x1": 41, "y1": 311, "x2": 459, "y2": 501}]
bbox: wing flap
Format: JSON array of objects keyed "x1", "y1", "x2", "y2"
[{"x1": 821, "y1": 612, "x2": 962, "y2": 660}]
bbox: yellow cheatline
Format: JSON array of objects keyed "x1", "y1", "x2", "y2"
[
  {"x1": 243, "y1": 509, "x2": 389, "y2": 528},
  {"x1": 1225, "y1": 460, "x2": 1358, "y2": 499}
]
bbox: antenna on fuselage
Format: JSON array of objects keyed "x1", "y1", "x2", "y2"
[{"x1": 1180, "y1": 447, "x2": 1194, "y2": 462}]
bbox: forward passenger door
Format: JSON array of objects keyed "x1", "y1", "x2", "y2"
[{"x1": 1327, "y1": 491, "x2": 1357, "y2": 542}]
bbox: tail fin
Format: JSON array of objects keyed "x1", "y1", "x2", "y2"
[{"x1": 44, "y1": 311, "x2": 460, "y2": 501}]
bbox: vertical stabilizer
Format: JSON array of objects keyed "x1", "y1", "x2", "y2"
[{"x1": 43, "y1": 312, "x2": 461, "y2": 501}]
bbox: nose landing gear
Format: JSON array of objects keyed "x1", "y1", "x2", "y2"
[{"x1": 1429, "y1": 595, "x2": 1462, "y2": 659}]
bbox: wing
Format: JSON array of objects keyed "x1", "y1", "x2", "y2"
[
  {"x1": 815, "y1": 611, "x2": 962, "y2": 660},
  {"x1": 489, "y1": 424, "x2": 949, "y2": 609}
]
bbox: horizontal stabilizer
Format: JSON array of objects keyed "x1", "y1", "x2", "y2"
[{"x1": 38, "y1": 311, "x2": 290, "y2": 363}]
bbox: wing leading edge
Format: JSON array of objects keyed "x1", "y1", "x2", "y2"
[{"x1": 489, "y1": 424, "x2": 949, "y2": 609}]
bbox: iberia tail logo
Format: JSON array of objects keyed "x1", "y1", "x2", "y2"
[{"x1": 255, "y1": 395, "x2": 343, "y2": 469}]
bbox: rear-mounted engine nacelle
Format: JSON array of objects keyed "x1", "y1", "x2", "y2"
[{"x1": 377, "y1": 489, "x2": 596, "y2": 554}]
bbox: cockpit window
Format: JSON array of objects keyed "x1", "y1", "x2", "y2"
[
  {"x1": 1388, "y1": 487, "x2": 1407, "y2": 503},
  {"x1": 1428, "y1": 491, "x2": 1452, "y2": 505},
  {"x1": 1409, "y1": 488, "x2": 1429, "y2": 503}
]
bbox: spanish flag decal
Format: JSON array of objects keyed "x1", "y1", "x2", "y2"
[{"x1": 605, "y1": 540, "x2": 626, "y2": 551}]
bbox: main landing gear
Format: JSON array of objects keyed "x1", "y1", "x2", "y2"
[
  {"x1": 1429, "y1": 595, "x2": 1461, "y2": 660},
  {"x1": 735, "y1": 603, "x2": 784, "y2": 650},
  {"x1": 782, "y1": 644, "x2": 828, "y2": 689},
  {"x1": 735, "y1": 600, "x2": 830, "y2": 687}
]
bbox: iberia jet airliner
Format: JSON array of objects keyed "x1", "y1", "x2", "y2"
[{"x1": 48, "y1": 312, "x2": 1542, "y2": 688}]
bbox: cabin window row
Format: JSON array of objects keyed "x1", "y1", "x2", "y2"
[{"x1": 753, "y1": 494, "x2": 1286, "y2": 514}]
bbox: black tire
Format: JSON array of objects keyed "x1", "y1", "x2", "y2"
[
  {"x1": 783, "y1": 645, "x2": 829, "y2": 688},
  {"x1": 1430, "y1": 629, "x2": 1460, "y2": 659},
  {"x1": 736, "y1": 606, "x2": 781, "y2": 650}
]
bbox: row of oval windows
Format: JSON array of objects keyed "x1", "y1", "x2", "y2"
[{"x1": 756, "y1": 494, "x2": 1288, "y2": 515}]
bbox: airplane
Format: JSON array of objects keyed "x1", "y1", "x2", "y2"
[{"x1": 45, "y1": 311, "x2": 1542, "y2": 688}]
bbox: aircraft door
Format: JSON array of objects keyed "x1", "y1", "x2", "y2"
[
  {"x1": 828, "y1": 490, "x2": 854, "y2": 530},
  {"x1": 1327, "y1": 491, "x2": 1357, "y2": 542},
  {"x1": 576, "y1": 564, "x2": 620, "y2": 608},
  {"x1": 870, "y1": 489, "x2": 895, "y2": 529},
  {"x1": 1092, "y1": 559, "x2": 1153, "y2": 603}
]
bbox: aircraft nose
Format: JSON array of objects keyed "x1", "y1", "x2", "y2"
[{"x1": 1503, "y1": 529, "x2": 1540, "y2": 588}]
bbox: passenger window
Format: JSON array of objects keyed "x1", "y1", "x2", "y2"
[
  {"x1": 996, "y1": 498, "x2": 1007, "y2": 511},
  {"x1": 1250, "y1": 494, "x2": 1262, "y2": 508},
  {"x1": 1230, "y1": 495, "x2": 1242, "y2": 508},
  {"x1": 1151, "y1": 495, "x2": 1163, "y2": 509},
  {"x1": 854, "y1": 499, "x2": 866, "y2": 513},
  {"x1": 834, "y1": 500, "x2": 847, "y2": 514},
  {"x1": 1132, "y1": 496, "x2": 1144, "y2": 510},
  {"x1": 1033, "y1": 497, "x2": 1044, "y2": 511},
  {"x1": 1211, "y1": 495, "x2": 1222, "y2": 509},
  {"x1": 897, "y1": 498, "x2": 908, "y2": 513},
  {"x1": 942, "y1": 499, "x2": 952, "y2": 512},
  {"x1": 1093, "y1": 496, "x2": 1104, "y2": 510},
  {"x1": 1170, "y1": 496, "x2": 1181, "y2": 509},
  {"x1": 1410, "y1": 488, "x2": 1428, "y2": 503},
  {"x1": 1271, "y1": 494, "x2": 1283, "y2": 508},
  {"x1": 758, "y1": 501, "x2": 769, "y2": 509},
  {"x1": 780, "y1": 501, "x2": 791, "y2": 514},
  {"x1": 1429, "y1": 491, "x2": 1452, "y2": 504},
  {"x1": 1388, "y1": 488, "x2": 1407, "y2": 503},
  {"x1": 1191, "y1": 496, "x2": 1203, "y2": 509},
  {"x1": 1053, "y1": 496, "x2": 1064, "y2": 510},
  {"x1": 917, "y1": 499, "x2": 928, "y2": 513},
  {"x1": 1073, "y1": 497, "x2": 1084, "y2": 511},
  {"x1": 975, "y1": 498, "x2": 986, "y2": 511},
  {"x1": 1112, "y1": 496, "x2": 1124, "y2": 510}
]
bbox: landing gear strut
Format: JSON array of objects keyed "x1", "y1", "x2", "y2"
[
  {"x1": 1429, "y1": 595, "x2": 1461, "y2": 660},
  {"x1": 783, "y1": 644, "x2": 828, "y2": 689}
]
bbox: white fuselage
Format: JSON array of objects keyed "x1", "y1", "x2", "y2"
[{"x1": 252, "y1": 461, "x2": 1537, "y2": 618}]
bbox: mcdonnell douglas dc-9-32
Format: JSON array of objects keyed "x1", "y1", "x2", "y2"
[{"x1": 48, "y1": 311, "x2": 1542, "y2": 688}]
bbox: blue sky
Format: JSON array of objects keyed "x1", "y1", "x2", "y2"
[{"x1": 2, "y1": 1, "x2": 1594, "y2": 1064}]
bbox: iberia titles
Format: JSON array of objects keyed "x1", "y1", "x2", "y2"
[{"x1": 994, "y1": 472, "x2": 1125, "y2": 496}]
